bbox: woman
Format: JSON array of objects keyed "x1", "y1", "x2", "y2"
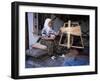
[{"x1": 41, "y1": 18, "x2": 57, "y2": 60}]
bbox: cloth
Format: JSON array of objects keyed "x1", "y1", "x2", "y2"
[{"x1": 32, "y1": 43, "x2": 47, "y2": 50}]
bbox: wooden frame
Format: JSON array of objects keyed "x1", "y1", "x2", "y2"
[
  {"x1": 11, "y1": 1, "x2": 98, "y2": 79},
  {"x1": 59, "y1": 20, "x2": 84, "y2": 48}
]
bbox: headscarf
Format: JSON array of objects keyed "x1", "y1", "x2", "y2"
[
  {"x1": 41, "y1": 18, "x2": 52, "y2": 36},
  {"x1": 43, "y1": 18, "x2": 52, "y2": 29}
]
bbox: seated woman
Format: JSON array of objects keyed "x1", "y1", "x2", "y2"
[{"x1": 41, "y1": 18, "x2": 58, "y2": 60}]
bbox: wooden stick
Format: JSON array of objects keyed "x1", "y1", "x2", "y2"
[{"x1": 67, "y1": 20, "x2": 71, "y2": 48}]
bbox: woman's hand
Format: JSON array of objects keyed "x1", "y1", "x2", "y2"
[{"x1": 56, "y1": 29, "x2": 62, "y2": 35}]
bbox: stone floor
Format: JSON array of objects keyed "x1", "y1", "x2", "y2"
[{"x1": 25, "y1": 52, "x2": 89, "y2": 68}]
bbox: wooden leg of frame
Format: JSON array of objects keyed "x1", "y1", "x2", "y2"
[
  {"x1": 67, "y1": 33, "x2": 70, "y2": 48},
  {"x1": 59, "y1": 33, "x2": 63, "y2": 45},
  {"x1": 80, "y1": 35, "x2": 84, "y2": 48}
]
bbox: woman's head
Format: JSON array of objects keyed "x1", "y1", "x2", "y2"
[{"x1": 44, "y1": 18, "x2": 52, "y2": 28}]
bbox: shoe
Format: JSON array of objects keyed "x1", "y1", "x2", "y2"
[
  {"x1": 51, "y1": 56, "x2": 56, "y2": 60},
  {"x1": 60, "y1": 54, "x2": 65, "y2": 57}
]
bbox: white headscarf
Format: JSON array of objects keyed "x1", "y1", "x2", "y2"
[
  {"x1": 41, "y1": 18, "x2": 53, "y2": 36},
  {"x1": 43, "y1": 18, "x2": 51, "y2": 29}
]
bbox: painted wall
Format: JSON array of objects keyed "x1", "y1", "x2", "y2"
[
  {"x1": 51, "y1": 15, "x2": 64, "y2": 32},
  {"x1": 28, "y1": 12, "x2": 39, "y2": 49}
]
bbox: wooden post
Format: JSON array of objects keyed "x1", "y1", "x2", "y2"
[{"x1": 67, "y1": 20, "x2": 71, "y2": 48}]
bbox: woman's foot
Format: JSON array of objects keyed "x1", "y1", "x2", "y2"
[
  {"x1": 51, "y1": 56, "x2": 56, "y2": 60},
  {"x1": 60, "y1": 54, "x2": 65, "y2": 57}
]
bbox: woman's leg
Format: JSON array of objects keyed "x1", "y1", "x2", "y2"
[{"x1": 47, "y1": 41, "x2": 54, "y2": 56}]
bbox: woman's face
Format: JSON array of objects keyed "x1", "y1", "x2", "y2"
[{"x1": 48, "y1": 21, "x2": 52, "y2": 27}]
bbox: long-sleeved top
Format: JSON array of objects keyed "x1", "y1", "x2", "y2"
[{"x1": 41, "y1": 27, "x2": 56, "y2": 37}]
